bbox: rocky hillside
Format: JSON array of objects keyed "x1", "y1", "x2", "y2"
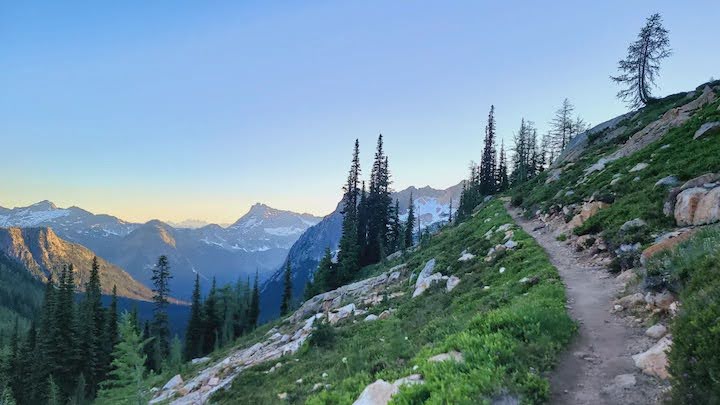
[
  {"x1": 152, "y1": 200, "x2": 574, "y2": 404},
  {"x1": 259, "y1": 184, "x2": 462, "y2": 321},
  {"x1": 0, "y1": 226, "x2": 156, "y2": 301},
  {"x1": 508, "y1": 80, "x2": 720, "y2": 399}
]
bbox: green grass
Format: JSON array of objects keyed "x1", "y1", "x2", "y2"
[
  {"x1": 211, "y1": 201, "x2": 574, "y2": 404},
  {"x1": 512, "y1": 87, "x2": 720, "y2": 250}
]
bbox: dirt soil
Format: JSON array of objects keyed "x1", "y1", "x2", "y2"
[{"x1": 508, "y1": 205, "x2": 668, "y2": 404}]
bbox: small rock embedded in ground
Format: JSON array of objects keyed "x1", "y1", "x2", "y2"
[
  {"x1": 446, "y1": 275, "x2": 461, "y2": 292},
  {"x1": 645, "y1": 324, "x2": 668, "y2": 339},
  {"x1": 630, "y1": 162, "x2": 649, "y2": 172},
  {"x1": 428, "y1": 350, "x2": 464, "y2": 363}
]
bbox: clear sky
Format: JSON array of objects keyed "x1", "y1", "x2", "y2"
[{"x1": 1, "y1": 1, "x2": 718, "y2": 224}]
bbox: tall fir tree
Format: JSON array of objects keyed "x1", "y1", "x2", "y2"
[
  {"x1": 280, "y1": 262, "x2": 293, "y2": 316},
  {"x1": 184, "y1": 274, "x2": 204, "y2": 361},
  {"x1": 150, "y1": 255, "x2": 172, "y2": 370},
  {"x1": 387, "y1": 199, "x2": 402, "y2": 253},
  {"x1": 479, "y1": 105, "x2": 498, "y2": 195},
  {"x1": 366, "y1": 136, "x2": 392, "y2": 263},
  {"x1": 203, "y1": 278, "x2": 220, "y2": 354},
  {"x1": 356, "y1": 181, "x2": 369, "y2": 264},
  {"x1": 104, "y1": 285, "x2": 119, "y2": 377},
  {"x1": 336, "y1": 139, "x2": 361, "y2": 285},
  {"x1": 496, "y1": 140, "x2": 510, "y2": 192},
  {"x1": 82, "y1": 256, "x2": 105, "y2": 397}
]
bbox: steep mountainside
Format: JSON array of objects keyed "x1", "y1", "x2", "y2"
[
  {"x1": 0, "y1": 227, "x2": 155, "y2": 301},
  {"x1": 0, "y1": 253, "x2": 44, "y2": 338},
  {"x1": 259, "y1": 184, "x2": 462, "y2": 321},
  {"x1": 154, "y1": 200, "x2": 573, "y2": 404},
  {"x1": 0, "y1": 201, "x2": 320, "y2": 298}
]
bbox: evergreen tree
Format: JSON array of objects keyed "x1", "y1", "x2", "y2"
[
  {"x1": 448, "y1": 199, "x2": 453, "y2": 224},
  {"x1": 496, "y1": 140, "x2": 510, "y2": 192},
  {"x1": 479, "y1": 105, "x2": 497, "y2": 195},
  {"x1": 150, "y1": 255, "x2": 172, "y2": 370},
  {"x1": 404, "y1": 192, "x2": 415, "y2": 248},
  {"x1": 280, "y1": 262, "x2": 293, "y2": 316},
  {"x1": 387, "y1": 199, "x2": 402, "y2": 253},
  {"x1": 54, "y1": 264, "x2": 80, "y2": 395},
  {"x1": 336, "y1": 140, "x2": 361, "y2": 285},
  {"x1": 0, "y1": 386, "x2": 15, "y2": 405},
  {"x1": 247, "y1": 271, "x2": 260, "y2": 329},
  {"x1": 97, "y1": 313, "x2": 148, "y2": 405},
  {"x1": 305, "y1": 248, "x2": 334, "y2": 300},
  {"x1": 202, "y1": 278, "x2": 219, "y2": 354},
  {"x1": 82, "y1": 256, "x2": 105, "y2": 396},
  {"x1": 184, "y1": 274, "x2": 203, "y2": 361},
  {"x1": 47, "y1": 376, "x2": 61, "y2": 405},
  {"x1": 366, "y1": 136, "x2": 392, "y2": 264},
  {"x1": 104, "y1": 285, "x2": 119, "y2": 379},
  {"x1": 611, "y1": 13, "x2": 671, "y2": 108},
  {"x1": 69, "y1": 373, "x2": 88, "y2": 405},
  {"x1": 356, "y1": 181, "x2": 369, "y2": 264}
]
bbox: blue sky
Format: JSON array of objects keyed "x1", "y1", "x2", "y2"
[{"x1": 1, "y1": 1, "x2": 718, "y2": 223}]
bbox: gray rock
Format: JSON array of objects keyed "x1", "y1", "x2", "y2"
[
  {"x1": 446, "y1": 276, "x2": 461, "y2": 292},
  {"x1": 190, "y1": 357, "x2": 211, "y2": 365},
  {"x1": 693, "y1": 121, "x2": 720, "y2": 139},
  {"x1": 645, "y1": 324, "x2": 668, "y2": 340},
  {"x1": 162, "y1": 374, "x2": 183, "y2": 391},
  {"x1": 364, "y1": 314, "x2": 379, "y2": 322},
  {"x1": 428, "y1": 350, "x2": 464, "y2": 363},
  {"x1": 654, "y1": 175, "x2": 679, "y2": 188},
  {"x1": 620, "y1": 218, "x2": 647, "y2": 232},
  {"x1": 629, "y1": 162, "x2": 649, "y2": 172}
]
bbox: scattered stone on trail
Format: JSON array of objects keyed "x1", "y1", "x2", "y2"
[
  {"x1": 568, "y1": 201, "x2": 609, "y2": 229},
  {"x1": 428, "y1": 350, "x2": 464, "y2": 363},
  {"x1": 645, "y1": 324, "x2": 668, "y2": 340},
  {"x1": 446, "y1": 276, "x2": 461, "y2": 292},
  {"x1": 644, "y1": 291, "x2": 676, "y2": 311},
  {"x1": 602, "y1": 374, "x2": 637, "y2": 394},
  {"x1": 632, "y1": 336, "x2": 672, "y2": 379},
  {"x1": 655, "y1": 175, "x2": 679, "y2": 188},
  {"x1": 616, "y1": 270, "x2": 639, "y2": 290},
  {"x1": 629, "y1": 162, "x2": 649, "y2": 172},
  {"x1": 614, "y1": 293, "x2": 645, "y2": 308},
  {"x1": 575, "y1": 235, "x2": 595, "y2": 250},
  {"x1": 693, "y1": 121, "x2": 720, "y2": 139}
]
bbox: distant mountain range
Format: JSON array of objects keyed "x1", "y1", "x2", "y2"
[
  {"x1": 259, "y1": 183, "x2": 462, "y2": 320},
  {"x1": 0, "y1": 201, "x2": 321, "y2": 299}
]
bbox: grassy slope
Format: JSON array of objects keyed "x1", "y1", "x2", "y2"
[
  {"x1": 212, "y1": 201, "x2": 574, "y2": 404},
  {"x1": 512, "y1": 85, "x2": 720, "y2": 249}
]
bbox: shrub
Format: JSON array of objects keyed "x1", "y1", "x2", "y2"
[
  {"x1": 556, "y1": 234, "x2": 567, "y2": 242},
  {"x1": 308, "y1": 319, "x2": 336, "y2": 348}
]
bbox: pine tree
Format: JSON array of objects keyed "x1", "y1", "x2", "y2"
[
  {"x1": 366, "y1": 135, "x2": 392, "y2": 263},
  {"x1": 496, "y1": 140, "x2": 510, "y2": 192},
  {"x1": 47, "y1": 376, "x2": 61, "y2": 405},
  {"x1": 0, "y1": 386, "x2": 16, "y2": 405},
  {"x1": 82, "y1": 256, "x2": 105, "y2": 396},
  {"x1": 54, "y1": 264, "x2": 80, "y2": 395},
  {"x1": 247, "y1": 271, "x2": 260, "y2": 329},
  {"x1": 69, "y1": 373, "x2": 88, "y2": 405},
  {"x1": 97, "y1": 313, "x2": 148, "y2": 405},
  {"x1": 305, "y1": 248, "x2": 334, "y2": 300},
  {"x1": 479, "y1": 105, "x2": 497, "y2": 195},
  {"x1": 280, "y1": 262, "x2": 293, "y2": 316},
  {"x1": 404, "y1": 192, "x2": 415, "y2": 248},
  {"x1": 387, "y1": 199, "x2": 402, "y2": 253},
  {"x1": 184, "y1": 274, "x2": 203, "y2": 361},
  {"x1": 202, "y1": 278, "x2": 219, "y2": 354},
  {"x1": 105, "y1": 285, "x2": 119, "y2": 377},
  {"x1": 150, "y1": 255, "x2": 172, "y2": 370},
  {"x1": 448, "y1": 199, "x2": 453, "y2": 224},
  {"x1": 356, "y1": 181, "x2": 369, "y2": 264},
  {"x1": 611, "y1": 13, "x2": 671, "y2": 108},
  {"x1": 336, "y1": 140, "x2": 361, "y2": 285}
]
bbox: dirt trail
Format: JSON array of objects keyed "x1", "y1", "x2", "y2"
[{"x1": 507, "y1": 205, "x2": 665, "y2": 404}]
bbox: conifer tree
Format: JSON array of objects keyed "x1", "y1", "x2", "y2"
[
  {"x1": 184, "y1": 274, "x2": 203, "y2": 361},
  {"x1": 82, "y1": 256, "x2": 105, "y2": 396},
  {"x1": 366, "y1": 136, "x2": 392, "y2": 263},
  {"x1": 247, "y1": 271, "x2": 260, "y2": 329},
  {"x1": 202, "y1": 278, "x2": 219, "y2": 354},
  {"x1": 104, "y1": 285, "x2": 119, "y2": 379},
  {"x1": 280, "y1": 262, "x2": 293, "y2": 316},
  {"x1": 448, "y1": 199, "x2": 453, "y2": 224},
  {"x1": 496, "y1": 140, "x2": 510, "y2": 192},
  {"x1": 0, "y1": 386, "x2": 15, "y2": 405},
  {"x1": 404, "y1": 192, "x2": 415, "y2": 248},
  {"x1": 357, "y1": 181, "x2": 369, "y2": 264},
  {"x1": 479, "y1": 105, "x2": 497, "y2": 195},
  {"x1": 150, "y1": 255, "x2": 172, "y2": 370},
  {"x1": 47, "y1": 376, "x2": 61, "y2": 405},
  {"x1": 336, "y1": 140, "x2": 361, "y2": 284},
  {"x1": 611, "y1": 13, "x2": 671, "y2": 108},
  {"x1": 97, "y1": 313, "x2": 148, "y2": 405},
  {"x1": 387, "y1": 199, "x2": 402, "y2": 253},
  {"x1": 305, "y1": 248, "x2": 334, "y2": 300}
]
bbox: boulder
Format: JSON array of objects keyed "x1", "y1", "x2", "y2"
[
  {"x1": 664, "y1": 173, "x2": 720, "y2": 216},
  {"x1": 693, "y1": 121, "x2": 720, "y2": 139},
  {"x1": 620, "y1": 218, "x2": 646, "y2": 232},
  {"x1": 674, "y1": 187, "x2": 710, "y2": 225},
  {"x1": 644, "y1": 291, "x2": 676, "y2": 311},
  {"x1": 328, "y1": 303, "x2": 357, "y2": 325},
  {"x1": 645, "y1": 324, "x2": 668, "y2": 340},
  {"x1": 446, "y1": 276, "x2": 461, "y2": 292},
  {"x1": 412, "y1": 272, "x2": 443, "y2": 298},
  {"x1": 568, "y1": 201, "x2": 609, "y2": 229},
  {"x1": 632, "y1": 336, "x2": 672, "y2": 379},
  {"x1": 458, "y1": 250, "x2": 475, "y2": 262},
  {"x1": 504, "y1": 239, "x2": 518, "y2": 249},
  {"x1": 352, "y1": 380, "x2": 398, "y2": 405},
  {"x1": 190, "y1": 357, "x2": 211, "y2": 365},
  {"x1": 575, "y1": 235, "x2": 595, "y2": 250},
  {"x1": 162, "y1": 374, "x2": 183, "y2": 391},
  {"x1": 692, "y1": 186, "x2": 720, "y2": 225},
  {"x1": 614, "y1": 293, "x2": 645, "y2": 308},
  {"x1": 415, "y1": 259, "x2": 437, "y2": 289},
  {"x1": 378, "y1": 309, "x2": 392, "y2": 320},
  {"x1": 364, "y1": 314, "x2": 379, "y2": 322},
  {"x1": 428, "y1": 350, "x2": 464, "y2": 363},
  {"x1": 386, "y1": 250, "x2": 403, "y2": 261},
  {"x1": 654, "y1": 175, "x2": 679, "y2": 188},
  {"x1": 629, "y1": 162, "x2": 649, "y2": 172},
  {"x1": 393, "y1": 374, "x2": 424, "y2": 387},
  {"x1": 641, "y1": 228, "x2": 697, "y2": 264}
]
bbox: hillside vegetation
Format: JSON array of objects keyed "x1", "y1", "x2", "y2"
[{"x1": 202, "y1": 200, "x2": 574, "y2": 404}]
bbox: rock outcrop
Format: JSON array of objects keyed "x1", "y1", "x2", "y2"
[
  {"x1": 568, "y1": 201, "x2": 609, "y2": 229},
  {"x1": 663, "y1": 173, "x2": 720, "y2": 226},
  {"x1": 632, "y1": 336, "x2": 672, "y2": 379}
]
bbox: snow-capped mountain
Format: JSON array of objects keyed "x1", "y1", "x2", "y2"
[
  {"x1": 0, "y1": 201, "x2": 321, "y2": 298},
  {"x1": 259, "y1": 183, "x2": 462, "y2": 320}
]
